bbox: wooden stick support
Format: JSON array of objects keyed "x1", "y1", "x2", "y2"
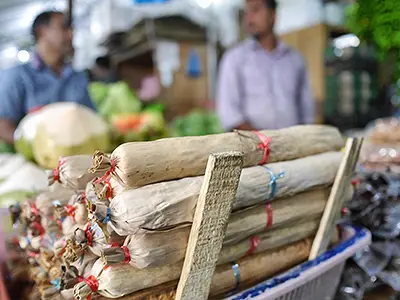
[
  {"x1": 309, "y1": 138, "x2": 363, "y2": 260},
  {"x1": 175, "y1": 151, "x2": 244, "y2": 300}
]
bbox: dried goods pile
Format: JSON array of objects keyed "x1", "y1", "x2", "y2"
[{"x1": 7, "y1": 125, "x2": 348, "y2": 300}]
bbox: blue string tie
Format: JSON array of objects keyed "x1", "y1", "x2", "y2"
[{"x1": 103, "y1": 207, "x2": 111, "y2": 224}]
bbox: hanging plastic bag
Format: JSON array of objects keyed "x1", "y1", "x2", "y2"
[{"x1": 185, "y1": 49, "x2": 202, "y2": 78}]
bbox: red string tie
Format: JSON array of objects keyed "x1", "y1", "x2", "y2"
[
  {"x1": 83, "y1": 275, "x2": 99, "y2": 300},
  {"x1": 95, "y1": 160, "x2": 116, "y2": 184},
  {"x1": 52, "y1": 158, "x2": 66, "y2": 182},
  {"x1": 121, "y1": 246, "x2": 131, "y2": 263},
  {"x1": 94, "y1": 175, "x2": 113, "y2": 199},
  {"x1": 84, "y1": 224, "x2": 93, "y2": 247},
  {"x1": 64, "y1": 205, "x2": 77, "y2": 222},
  {"x1": 253, "y1": 131, "x2": 272, "y2": 165},
  {"x1": 30, "y1": 203, "x2": 39, "y2": 216},
  {"x1": 244, "y1": 236, "x2": 261, "y2": 257},
  {"x1": 265, "y1": 202, "x2": 273, "y2": 230}
]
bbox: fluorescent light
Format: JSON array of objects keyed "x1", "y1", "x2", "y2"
[
  {"x1": 197, "y1": 0, "x2": 212, "y2": 8},
  {"x1": 17, "y1": 50, "x2": 30, "y2": 63},
  {"x1": 333, "y1": 34, "x2": 360, "y2": 49}
]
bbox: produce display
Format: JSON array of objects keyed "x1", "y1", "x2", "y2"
[
  {"x1": 4, "y1": 124, "x2": 347, "y2": 300},
  {"x1": 89, "y1": 81, "x2": 168, "y2": 144},
  {"x1": 171, "y1": 109, "x2": 223, "y2": 137}
]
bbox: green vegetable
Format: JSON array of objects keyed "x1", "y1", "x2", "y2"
[
  {"x1": 99, "y1": 82, "x2": 142, "y2": 120},
  {"x1": 171, "y1": 110, "x2": 223, "y2": 137},
  {"x1": 89, "y1": 82, "x2": 109, "y2": 107}
]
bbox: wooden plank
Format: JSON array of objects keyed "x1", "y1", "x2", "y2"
[
  {"x1": 309, "y1": 138, "x2": 363, "y2": 260},
  {"x1": 175, "y1": 152, "x2": 244, "y2": 300}
]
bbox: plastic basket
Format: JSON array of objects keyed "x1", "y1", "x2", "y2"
[{"x1": 227, "y1": 225, "x2": 371, "y2": 300}]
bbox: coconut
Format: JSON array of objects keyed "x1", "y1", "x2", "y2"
[
  {"x1": 32, "y1": 103, "x2": 111, "y2": 169},
  {"x1": 14, "y1": 109, "x2": 45, "y2": 161}
]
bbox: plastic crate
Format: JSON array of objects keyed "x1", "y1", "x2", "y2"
[{"x1": 227, "y1": 225, "x2": 371, "y2": 300}]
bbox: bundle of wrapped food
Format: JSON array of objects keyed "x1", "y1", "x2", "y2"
[
  {"x1": 9, "y1": 125, "x2": 350, "y2": 300},
  {"x1": 359, "y1": 117, "x2": 400, "y2": 173}
]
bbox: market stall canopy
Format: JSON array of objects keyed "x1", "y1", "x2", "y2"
[{"x1": 103, "y1": 16, "x2": 209, "y2": 66}]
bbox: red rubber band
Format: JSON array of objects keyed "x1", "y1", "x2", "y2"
[
  {"x1": 83, "y1": 275, "x2": 99, "y2": 300},
  {"x1": 244, "y1": 236, "x2": 261, "y2": 257},
  {"x1": 265, "y1": 202, "x2": 273, "y2": 230},
  {"x1": 32, "y1": 221, "x2": 45, "y2": 237},
  {"x1": 64, "y1": 205, "x2": 76, "y2": 222},
  {"x1": 351, "y1": 178, "x2": 360, "y2": 186},
  {"x1": 52, "y1": 158, "x2": 66, "y2": 182},
  {"x1": 121, "y1": 246, "x2": 131, "y2": 263},
  {"x1": 84, "y1": 224, "x2": 93, "y2": 247},
  {"x1": 80, "y1": 192, "x2": 87, "y2": 204},
  {"x1": 30, "y1": 203, "x2": 39, "y2": 216},
  {"x1": 253, "y1": 131, "x2": 272, "y2": 165}
]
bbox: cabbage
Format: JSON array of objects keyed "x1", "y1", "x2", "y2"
[
  {"x1": 32, "y1": 102, "x2": 111, "y2": 169},
  {"x1": 14, "y1": 109, "x2": 45, "y2": 161},
  {"x1": 99, "y1": 82, "x2": 142, "y2": 119}
]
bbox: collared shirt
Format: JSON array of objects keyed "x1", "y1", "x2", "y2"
[
  {"x1": 216, "y1": 39, "x2": 315, "y2": 131},
  {"x1": 0, "y1": 53, "x2": 95, "y2": 124}
]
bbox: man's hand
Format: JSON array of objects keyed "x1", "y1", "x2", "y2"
[
  {"x1": 0, "y1": 119, "x2": 16, "y2": 145},
  {"x1": 234, "y1": 123, "x2": 255, "y2": 131}
]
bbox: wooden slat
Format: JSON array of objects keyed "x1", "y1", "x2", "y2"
[
  {"x1": 175, "y1": 152, "x2": 244, "y2": 300},
  {"x1": 309, "y1": 138, "x2": 363, "y2": 260}
]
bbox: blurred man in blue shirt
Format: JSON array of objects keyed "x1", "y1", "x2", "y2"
[{"x1": 0, "y1": 11, "x2": 94, "y2": 144}]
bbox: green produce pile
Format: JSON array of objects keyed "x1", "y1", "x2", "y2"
[
  {"x1": 89, "y1": 81, "x2": 168, "y2": 144},
  {"x1": 171, "y1": 110, "x2": 224, "y2": 137},
  {"x1": 346, "y1": 0, "x2": 400, "y2": 96}
]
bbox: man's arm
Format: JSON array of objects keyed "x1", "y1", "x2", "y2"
[
  {"x1": 298, "y1": 59, "x2": 315, "y2": 124},
  {"x1": 216, "y1": 51, "x2": 254, "y2": 131},
  {"x1": 0, "y1": 120, "x2": 16, "y2": 145},
  {"x1": 0, "y1": 67, "x2": 25, "y2": 144}
]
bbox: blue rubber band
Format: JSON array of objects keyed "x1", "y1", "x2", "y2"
[
  {"x1": 103, "y1": 207, "x2": 111, "y2": 224},
  {"x1": 226, "y1": 262, "x2": 241, "y2": 297},
  {"x1": 52, "y1": 200, "x2": 61, "y2": 207},
  {"x1": 263, "y1": 167, "x2": 285, "y2": 200},
  {"x1": 51, "y1": 278, "x2": 61, "y2": 290}
]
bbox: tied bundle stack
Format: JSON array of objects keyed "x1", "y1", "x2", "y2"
[
  {"x1": 69, "y1": 125, "x2": 350, "y2": 299},
  {"x1": 8, "y1": 155, "x2": 126, "y2": 300}
]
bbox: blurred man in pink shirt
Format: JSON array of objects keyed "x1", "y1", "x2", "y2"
[{"x1": 217, "y1": 0, "x2": 315, "y2": 131}]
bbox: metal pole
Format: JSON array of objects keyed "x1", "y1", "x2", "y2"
[{"x1": 67, "y1": 0, "x2": 73, "y2": 26}]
